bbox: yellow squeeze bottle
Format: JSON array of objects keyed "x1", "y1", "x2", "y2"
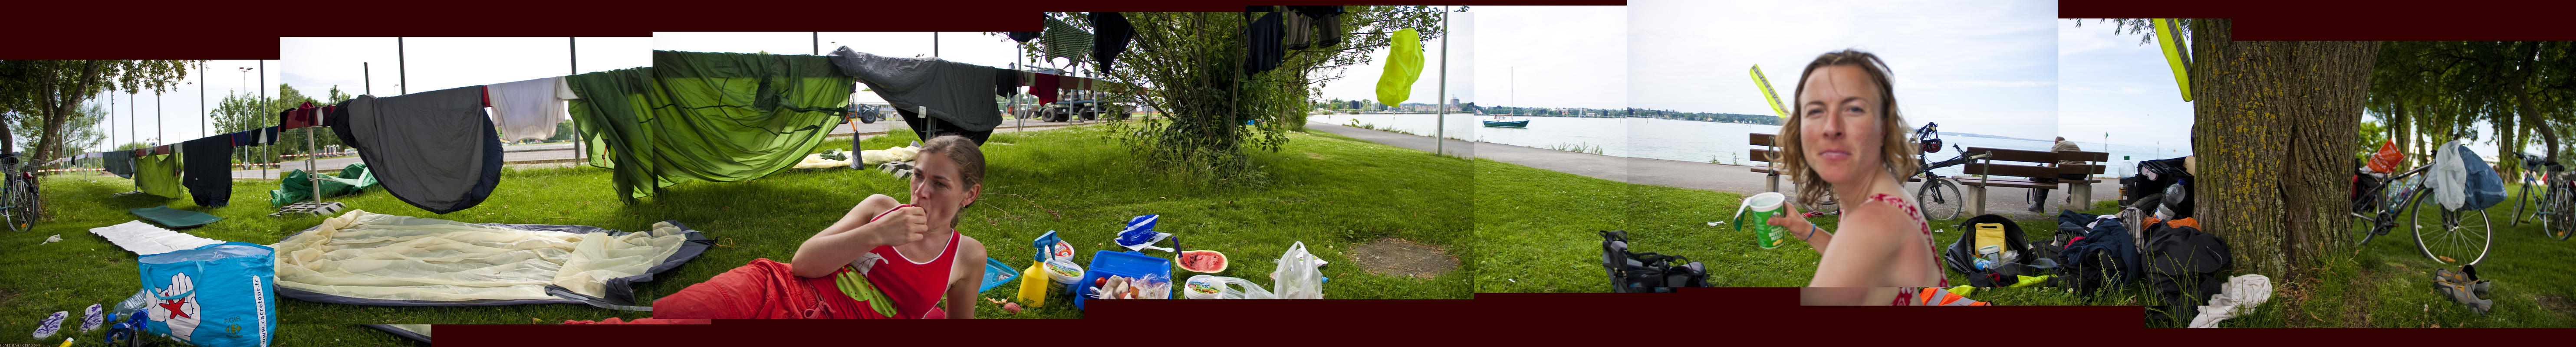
[{"x1": 1016, "y1": 264, "x2": 1051, "y2": 307}]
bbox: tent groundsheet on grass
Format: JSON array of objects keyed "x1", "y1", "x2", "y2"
[
  {"x1": 128, "y1": 206, "x2": 224, "y2": 228},
  {"x1": 271, "y1": 210, "x2": 713, "y2": 309}
]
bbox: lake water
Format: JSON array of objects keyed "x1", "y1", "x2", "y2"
[{"x1": 1312, "y1": 114, "x2": 2194, "y2": 177}]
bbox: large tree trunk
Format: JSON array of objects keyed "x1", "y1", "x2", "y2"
[{"x1": 2187, "y1": 18, "x2": 2378, "y2": 293}]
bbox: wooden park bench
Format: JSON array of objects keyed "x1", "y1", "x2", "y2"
[{"x1": 1955, "y1": 147, "x2": 2110, "y2": 216}]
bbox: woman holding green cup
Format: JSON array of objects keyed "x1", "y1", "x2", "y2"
[{"x1": 1760, "y1": 49, "x2": 1946, "y2": 305}]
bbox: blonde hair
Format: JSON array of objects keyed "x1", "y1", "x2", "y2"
[{"x1": 1774, "y1": 49, "x2": 1918, "y2": 207}]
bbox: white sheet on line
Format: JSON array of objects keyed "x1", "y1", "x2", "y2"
[
  {"x1": 90, "y1": 220, "x2": 225, "y2": 255},
  {"x1": 270, "y1": 210, "x2": 691, "y2": 302}
]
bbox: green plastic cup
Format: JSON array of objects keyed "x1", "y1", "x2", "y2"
[{"x1": 1735, "y1": 192, "x2": 1788, "y2": 249}]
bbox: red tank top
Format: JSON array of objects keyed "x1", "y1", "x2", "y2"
[{"x1": 853, "y1": 231, "x2": 958, "y2": 318}]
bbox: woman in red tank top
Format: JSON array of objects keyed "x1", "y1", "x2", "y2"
[{"x1": 587, "y1": 136, "x2": 992, "y2": 322}]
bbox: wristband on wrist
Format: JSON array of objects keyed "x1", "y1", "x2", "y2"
[{"x1": 1806, "y1": 222, "x2": 1823, "y2": 239}]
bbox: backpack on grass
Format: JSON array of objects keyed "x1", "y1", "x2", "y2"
[{"x1": 1600, "y1": 230, "x2": 1710, "y2": 292}]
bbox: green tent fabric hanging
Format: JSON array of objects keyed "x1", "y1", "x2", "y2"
[
  {"x1": 269, "y1": 163, "x2": 379, "y2": 207},
  {"x1": 1375, "y1": 28, "x2": 1425, "y2": 106},
  {"x1": 134, "y1": 154, "x2": 184, "y2": 199},
  {"x1": 564, "y1": 51, "x2": 854, "y2": 201}
]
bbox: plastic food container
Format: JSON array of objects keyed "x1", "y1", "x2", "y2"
[
  {"x1": 1043, "y1": 259, "x2": 1085, "y2": 286},
  {"x1": 977, "y1": 257, "x2": 1020, "y2": 293},
  {"x1": 1075, "y1": 251, "x2": 1174, "y2": 309}
]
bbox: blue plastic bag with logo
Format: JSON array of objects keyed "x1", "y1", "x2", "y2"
[{"x1": 137, "y1": 242, "x2": 275, "y2": 347}]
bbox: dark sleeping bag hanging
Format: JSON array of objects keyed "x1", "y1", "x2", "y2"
[
  {"x1": 181, "y1": 136, "x2": 233, "y2": 207},
  {"x1": 333, "y1": 87, "x2": 504, "y2": 214}
]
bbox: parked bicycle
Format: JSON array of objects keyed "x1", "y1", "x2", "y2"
[
  {"x1": 2349, "y1": 141, "x2": 2494, "y2": 266},
  {"x1": 0, "y1": 153, "x2": 35, "y2": 232},
  {"x1": 1908, "y1": 122, "x2": 1989, "y2": 221},
  {"x1": 2507, "y1": 151, "x2": 2575, "y2": 240}
]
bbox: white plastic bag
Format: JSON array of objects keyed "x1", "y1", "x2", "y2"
[
  {"x1": 1268, "y1": 242, "x2": 1326, "y2": 299},
  {"x1": 1184, "y1": 275, "x2": 1276, "y2": 300}
]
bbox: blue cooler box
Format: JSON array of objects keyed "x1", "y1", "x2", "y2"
[{"x1": 1074, "y1": 250, "x2": 1173, "y2": 309}]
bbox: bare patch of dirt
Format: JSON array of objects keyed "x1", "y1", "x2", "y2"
[
  {"x1": 1349, "y1": 239, "x2": 1457, "y2": 278},
  {"x1": 2538, "y1": 295, "x2": 2576, "y2": 316}
]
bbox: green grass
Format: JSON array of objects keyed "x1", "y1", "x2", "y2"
[
  {"x1": 2, "y1": 124, "x2": 1469, "y2": 328},
  {"x1": 2280, "y1": 181, "x2": 2576, "y2": 327}
]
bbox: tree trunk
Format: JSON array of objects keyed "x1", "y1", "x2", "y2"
[{"x1": 2187, "y1": 18, "x2": 2378, "y2": 290}]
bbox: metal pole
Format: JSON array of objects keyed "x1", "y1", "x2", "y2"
[
  {"x1": 1436, "y1": 7, "x2": 1448, "y2": 157},
  {"x1": 398, "y1": 37, "x2": 407, "y2": 95},
  {"x1": 572, "y1": 37, "x2": 582, "y2": 164},
  {"x1": 813, "y1": 32, "x2": 819, "y2": 56}
]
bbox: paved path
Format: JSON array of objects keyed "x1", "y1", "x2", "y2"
[
  {"x1": 231, "y1": 118, "x2": 1089, "y2": 179},
  {"x1": 1308, "y1": 122, "x2": 2122, "y2": 220}
]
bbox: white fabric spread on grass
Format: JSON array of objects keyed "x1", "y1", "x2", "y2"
[
  {"x1": 793, "y1": 153, "x2": 852, "y2": 169},
  {"x1": 2188, "y1": 274, "x2": 2273, "y2": 328},
  {"x1": 90, "y1": 220, "x2": 224, "y2": 255},
  {"x1": 270, "y1": 210, "x2": 691, "y2": 302}
]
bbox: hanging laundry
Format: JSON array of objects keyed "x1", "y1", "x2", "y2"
[
  {"x1": 994, "y1": 67, "x2": 1020, "y2": 98},
  {"x1": 1091, "y1": 12, "x2": 1133, "y2": 72},
  {"x1": 1044, "y1": 17, "x2": 1094, "y2": 64},
  {"x1": 279, "y1": 101, "x2": 321, "y2": 130},
  {"x1": 1290, "y1": 6, "x2": 1349, "y2": 48},
  {"x1": 261, "y1": 126, "x2": 281, "y2": 144},
  {"x1": 228, "y1": 129, "x2": 256, "y2": 146},
  {"x1": 829, "y1": 47, "x2": 1004, "y2": 134},
  {"x1": 103, "y1": 150, "x2": 135, "y2": 179},
  {"x1": 1008, "y1": 31, "x2": 1042, "y2": 43},
  {"x1": 1376, "y1": 28, "x2": 1426, "y2": 106},
  {"x1": 1033, "y1": 73, "x2": 1061, "y2": 104},
  {"x1": 134, "y1": 154, "x2": 184, "y2": 198},
  {"x1": 336, "y1": 86, "x2": 503, "y2": 214},
  {"x1": 181, "y1": 136, "x2": 232, "y2": 207},
  {"x1": 487, "y1": 77, "x2": 568, "y2": 142},
  {"x1": 1283, "y1": 9, "x2": 1312, "y2": 49},
  {"x1": 1244, "y1": 10, "x2": 1286, "y2": 74},
  {"x1": 566, "y1": 50, "x2": 852, "y2": 201}
]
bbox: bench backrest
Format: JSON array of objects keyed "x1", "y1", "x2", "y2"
[
  {"x1": 1960, "y1": 146, "x2": 2109, "y2": 179},
  {"x1": 1751, "y1": 133, "x2": 1778, "y2": 164}
]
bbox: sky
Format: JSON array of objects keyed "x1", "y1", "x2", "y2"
[
  {"x1": 2056, "y1": 19, "x2": 2198, "y2": 150},
  {"x1": 1313, "y1": 10, "x2": 1475, "y2": 106},
  {"x1": 1470, "y1": 6, "x2": 1624, "y2": 110},
  {"x1": 1628, "y1": 0, "x2": 2059, "y2": 141},
  {"x1": 82, "y1": 59, "x2": 275, "y2": 151},
  {"x1": 281, "y1": 37, "x2": 650, "y2": 101}
]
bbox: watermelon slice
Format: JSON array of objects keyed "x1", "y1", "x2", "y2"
[{"x1": 1178, "y1": 250, "x2": 1228, "y2": 273}]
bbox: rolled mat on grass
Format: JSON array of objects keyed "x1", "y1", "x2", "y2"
[
  {"x1": 89, "y1": 220, "x2": 225, "y2": 255},
  {"x1": 271, "y1": 210, "x2": 713, "y2": 310},
  {"x1": 128, "y1": 206, "x2": 224, "y2": 229},
  {"x1": 270, "y1": 163, "x2": 379, "y2": 207}
]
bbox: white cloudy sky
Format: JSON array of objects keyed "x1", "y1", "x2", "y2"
[
  {"x1": 2056, "y1": 19, "x2": 2196, "y2": 150},
  {"x1": 281, "y1": 37, "x2": 651, "y2": 100},
  {"x1": 1470, "y1": 6, "x2": 1623, "y2": 109},
  {"x1": 1629, "y1": 0, "x2": 2058, "y2": 141},
  {"x1": 84, "y1": 59, "x2": 275, "y2": 151}
]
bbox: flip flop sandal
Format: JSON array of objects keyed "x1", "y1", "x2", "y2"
[
  {"x1": 34, "y1": 311, "x2": 66, "y2": 339},
  {"x1": 81, "y1": 304, "x2": 102, "y2": 332}
]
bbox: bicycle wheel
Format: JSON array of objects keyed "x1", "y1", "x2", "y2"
[
  {"x1": 2410, "y1": 196, "x2": 2492, "y2": 266},
  {"x1": 0, "y1": 177, "x2": 20, "y2": 232},
  {"x1": 2550, "y1": 180, "x2": 2575, "y2": 241},
  {"x1": 1915, "y1": 177, "x2": 1965, "y2": 221},
  {"x1": 2512, "y1": 181, "x2": 2534, "y2": 226}
]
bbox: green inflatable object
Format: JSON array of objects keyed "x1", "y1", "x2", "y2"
[
  {"x1": 1375, "y1": 28, "x2": 1425, "y2": 107},
  {"x1": 270, "y1": 163, "x2": 380, "y2": 207}
]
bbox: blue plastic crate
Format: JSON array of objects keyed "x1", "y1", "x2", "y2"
[{"x1": 1074, "y1": 250, "x2": 1173, "y2": 310}]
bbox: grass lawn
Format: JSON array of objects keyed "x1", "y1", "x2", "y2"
[
  {"x1": 2278, "y1": 181, "x2": 2576, "y2": 327},
  {"x1": 1, "y1": 124, "x2": 1470, "y2": 331}
]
